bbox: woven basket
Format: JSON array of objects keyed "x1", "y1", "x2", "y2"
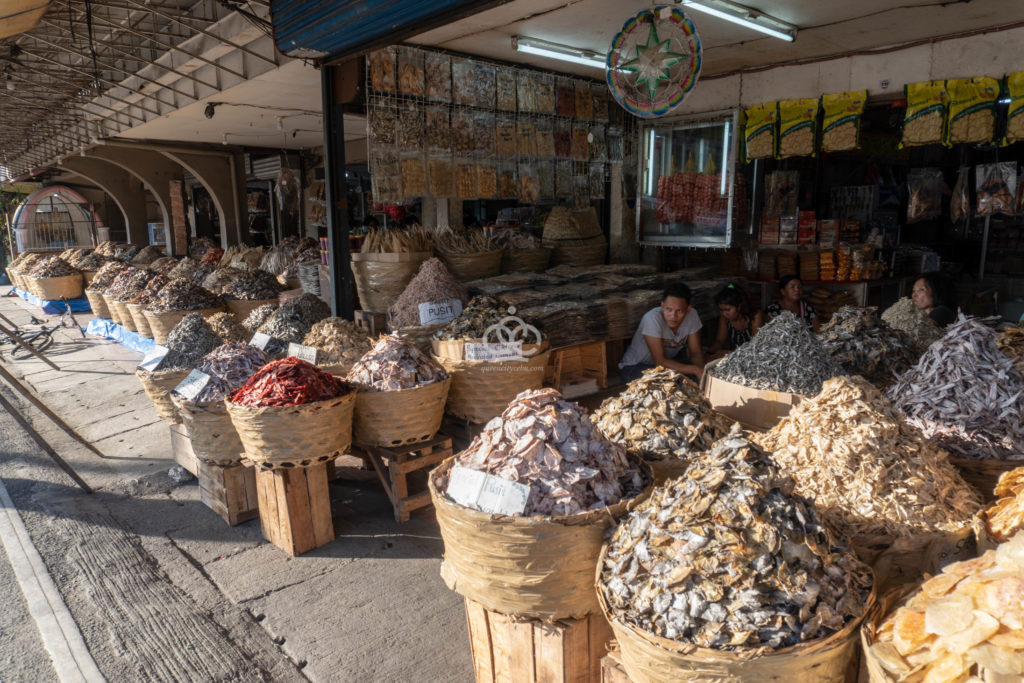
[
  {"x1": 137, "y1": 368, "x2": 190, "y2": 424},
  {"x1": 30, "y1": 274, "x2": 83, "y2": 300},
  {"x1": 85, "y1": 290, "x2": 111, "y2": 318},
  {"x1": 351, "y1": 251, "x2": 431, "y2": 313},
  {"x1": 4, "y1": 267, "x2": 17, "y2": 288},
  {"x1": 225, "y1": 297, "x2": 278, "y2": 323},
  {"x1": 103, "y1": 294, "x2": 124, "y2": 325},
  {"x1": 431, "y1": 339, "x2": 548, "y2": 362},
  {"x1": 500, "y1": 247, "x2": 551, "y2": 274},
  {"x1": 82, "y1": 271, "x2": 97, "y2": 286},
  {"x1": 547, "y1": 238, "x2": 607, "y2": 268},
  {"x1": 111, "y1": 301, "x2": 136, "y2": 332},
  {"x1": 436, "y1": 351, "x2": 550, "y2": 424},
  {"x1": 949, "y1": 456, "x2": 1021, "y2": 503},
  {"x1": 438, "y1": 250, "x2": 502, "y2": 282},
  {"x1": 144, "y1": 306, "x2": 225, "y2": 345},
  {"x1": 542, "y1": 206, "x2": 580, "y2": 241},
  {"x1": 126, "y1": 303, "x2": 153, "y2": 338},
  {"x1": 353, "y1": 378, "x2": 450, "y2": 447},
  {"x1": 392, "y1": 323, "x2": 445, "y2": 354},
  {"x1": 226, "y1": 392, "x2": 355, "y2": 470},
  {"x1": 851, "y1": 526, "x2": 975, "y2": 595},
  {"x1": 172, "y1": 396, "x2": 244, "y2": 466}
]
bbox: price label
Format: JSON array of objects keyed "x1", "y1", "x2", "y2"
[
  {"x1": 173, "y1": 370, "x2": 211, "y2": 401},
  {"x1": 138, "y1": 345, "x2": 169, "y2": 372},
  {"x1": 418, "y1": 299, "x2": 462, "y2": 326},
  {"x1": 446, "y1": 464, "x2": 530, "y2": 516},
  {"x1": 287, "y1": 343, "x2": 319, "y2": 364},
  {"x1": 465, "y1": 341, "x2": 523, "y2": 362},
  {"x1": 249, "y1": 332, "x2": 272, "y2": 350}
]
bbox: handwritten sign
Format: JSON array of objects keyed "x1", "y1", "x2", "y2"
[
  {"x1": 249, "y1": 332, "x2": 272, "y2": 350},
  {"x1": 173, "y1": 370, "x2": 211, "y2": 401},
  {"x1": 138, "y1": 345, "x2": 169, "y2": 372},
  {"x1": 418, "y1": 299, "x2": 462, "y2": 326},
  {"x1": 465, "y1": 341, "x2": 523, "y2": 362},
  {"x1": 287, "y1": 343, "x2": 319, "y2": 364},
  {"x1": 446, "y1": 464, "x2": 530, "y2": 516}
]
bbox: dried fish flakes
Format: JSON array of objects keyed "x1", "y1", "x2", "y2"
[
  {"x1": 446, "y1": 388, "x2": 646, "y2": 516},
  {"x1": 205, "y1": 312, "x2": 249, "y2": 344},
  {"x1": 28, "y1": 256, "x2": 78, "y2": 278},
  {"x1": 818, "y1": 306, "x2": 917, "y2": 388},
  {"x1": 997, "y1": 326, "x2": 1024, "y2": 375},
  {"x1": 256, "y1": 294, "x2": 330, "y2": 353},
  {"x1": 346, "y1": 334, "x2": 447, "y2": 391},
  {"x1": 221, "y1": 269, "x2": 284, "y2": 300},
  {"x1": 85, "y1": 260, "x2": 131, "y2": 291},
  {"x1": 160, "y1": 313, "x2": 224, "y2": 371},
  {"x1": 592, "y1": 367, "x2": 733, "y2": 462},
  {"x1": 303, "y1": 317, "x2": 372, "y2": 366},
  {"x1": 881, "y1": 297, "x2": 943, "y2": 354},
  {"x1": 174, "y1": 342, "x2": 270, "y2": 403},
  {"x1": 600, "y1": 429, "x2": 872, "y2": 651},
  {"x1": 760, "y1": 376, "x2": 980, "y2": 539},
  {"x1": 871, "y1": 533, "x2": 1024, "y2": 679},
  {"x1": 242, "y1": 303, "x2": 278, "y2": 332},
  {"x1": 983, "y1": 467, "x2": 1024, "y2": 542}
]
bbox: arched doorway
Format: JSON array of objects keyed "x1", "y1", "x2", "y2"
[{"x1": 12, "y1": 186, "x2": 100, "y2": 252}]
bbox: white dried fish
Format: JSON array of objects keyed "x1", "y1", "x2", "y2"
[
  {"x1": 347, "y1": 334, "x2": 447, "y2": 391},
  {"x1": 303, "y1": 317, "x2": 372, "y2": 366}
]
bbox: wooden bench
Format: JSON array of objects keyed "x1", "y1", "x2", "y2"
[{"x1": 353, "y1": 435, "x2": 453, "y2": 522}]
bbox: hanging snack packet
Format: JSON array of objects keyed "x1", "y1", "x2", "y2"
[
  {"x1": 821, "y1": 91, "x2": 867, "y2": 152},
  {"x1": 744, "y1": 103, "x2": 777, "y2": 161},
  {"x1": 778, "y1": 98, "x2": 819, "y2": 158},
  {"x1": 976, "y1": 162, "x2": 1017, "y2": 216},
  {"x1": 901, "y1": 81, "x2": 948, "y2": 147},
  {"x1": 1005, "y1": 72, "x2": 1024, "y2": 144},
  {"x1": 950, "y1": 166, "x2": 970, "y2": 225},
  {"x1": 946, "y1": 77, "x2": 998, "y2": 144},
  {"x1": 906, "y1": 167, "x2": 943, "y2": 223}
]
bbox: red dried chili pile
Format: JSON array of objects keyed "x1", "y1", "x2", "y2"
[
  {"x1": 199, "y1": 247, "x2": 224, "y2": 265},
  {"x1": 230, "y1": 357, "x2": 350, "y2": 407}
]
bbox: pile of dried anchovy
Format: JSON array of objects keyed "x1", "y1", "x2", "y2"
[
  {"x1": 818, "y1": 306, "x2": 917, "y2": 387},
  {"x1": 174, "y1": 343, "x2": 269, "y2": 403},
  {"x1": 997, "y1": 326, "x2": 1024, "y2": 375},
  {"x1": 389, "y1": 258, "x2": 466, "y2": 329},
  {"x1": 242, "y1": 303, "x2": 278, "y2": 332},
  {"x1": 881, "y1": 297, "x2": 943, "y2": 354},
  {"x1": 86, "y1": 261, "x2": 131, "y2": 291},
  {"x1": 599, "y1": 429, "x2": 873, "y2": 651},
  {"x1": 8, "y1": 252, "x2": 41, "y2": 272},
  {"x1": 256, "y1": 294, "x2": 331, "y2": 353},
  {"x1": 760, "y1": 375, "x2": 980, "y2": 538},
  {"x1": 593, "y1": 368, "x2": 733, "y2": 462},
  {"x1": 129, "y1": 274, "x2": 169, "y2": 306},
  {"x1": 983, "y1": 467, "x2": 1024, "y2": 542},
  {"x1": 448, "y1": 388, "x2": 647, "y2": 516},
  {"x1": 130, "y1": 245, "x2": 165, "y2": 265},
  {"x1": 303, "y1": 317, "x2": 371, "y2": 366},
  {"x1": 160, "y1": 313, "x2": 225, "y2": 371},
  {"x1": 107, "y1": 267, "x2": 154, "y2": 302},
  {"x1": 27, "y1": 256, "x2": 78, "y2": 278},
  {"x1": 167, "y1": 257, "x2": 198, "y2": 281},
  {"x1": 202, "y1": 267, "x2": 244, "y2": 294},
  {"x1": 433, "y1": 295, "x2": 534, "y2": 341},
  {"x1": 75, "y1": 252, "x2": 108, "y2": 271},
  {"x1": 888, "y1": 315, "x2": 1024, "y2": 460},
  {"x1": 231, "y1": 357, "x2": 350, "y2": 407},
  {"x1": 221, "y1": 269, "x2": 283, "y2": 300},
  {"x1": 205, "y1": 312, "x2": 249, "y2": 344},
  {"x1": 347, "y1": 334, "x2": 448, "y2": 391},
  {"x1": 148, "y1": 257, "x2": 179, "y2": 275},
  {"x1": 146, "y1": 278, "x2": 224, "y2": 313},
  {"x1": 709, "y1": 311, "x2": 842, "y2": 395}
]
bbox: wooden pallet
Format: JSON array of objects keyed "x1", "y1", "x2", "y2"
[
  {"x1": 199, "y1": 462, "x2": 258, "y2": 526},
  {"x1": 255, "y1": 463, "x2": 334, "y2": 556},
  {"x1": 601, "y1": 650, "x2": 631, "y2": 683},
  {"x1": 354, "y1": 435, "x2": 453, "y2": 522},
  {"x1": 354, "y1": 310, "x2": 387, "y2": 338},
  {"x1": 464, "y1": 598, "x2": 613, "y2": 683}
]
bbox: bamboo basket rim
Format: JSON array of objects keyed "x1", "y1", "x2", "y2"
[{"x1": 226, "y1": 390, "x2": 354, "y2": 415}]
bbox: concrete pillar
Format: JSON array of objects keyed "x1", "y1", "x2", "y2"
[
  {"x1": 55, "y1": 157, "x2": 149, "y2": 245},
  {"x1": 160, "y1": 150, "x2": 246, "y2": 248}
]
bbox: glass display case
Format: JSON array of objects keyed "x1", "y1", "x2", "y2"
[{"x1": 636, "y1": 109, "x2": 739, "y2": 247}]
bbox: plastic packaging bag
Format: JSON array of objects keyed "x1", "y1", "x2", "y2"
[
  {"x1": 976, "y1": 162, "x2": 1017, "y2": 216},
  {"x1": 398, "y1": 47, "x2": 425, "y2": 96},
  {"x1": 536, "y1": 75, "x2": 555, "y2": 114},
  {"x1": 821, "y1": 91, "x2": 867, "y2": 152},
  {"x1": 427, "y1": 155, "x2": 454, "y2": 198},
  {"x1": 946, "y1": 77, "x2": 998, "y2": 144},
  {"x1": 778, "y1": 98, "x2": 819, "y2": 158},
  {"x1": 518, "y1": 162, "x2": 538, "y2": 203},
  {"x1": 495, "y1": 115, "x2": 516, "y2": 157},
  {"x1": 744, "y1": 103, "x2": 777, "y2": 161},
  {"x1": 425, "y1": 106, "x2": 450, "y2": 152},
  {"x1": 425, "y1": 52, "x2": 451, "y2": 102},
  {"x1": 368, "y1": 48, "x2": 396, "y2": 93},
  {"x1": 496, "y1": 67, "x2": 516, "y2": 111},
  {"x1": 950, "y1": 166, "x2": 970, "y2": 225},
  {"x1": 901, "y1": 81, "x2": 947, "y2": 148},
  {"x1": 906, "y1": 167, "x2": 943, "y2": 223},
  {"x1": 1005, "y1": 72, "x2": 1024, "y2": 145}
]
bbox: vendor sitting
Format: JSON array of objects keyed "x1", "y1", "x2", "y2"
[
  {"x1": 706, "y1": 283, "x2": 763, "y2": 361},
  {"x1": 766, "y1": 274, "x2": 820, "y2": 333},
  {"x1": 912, "y1": 271, "x2": 957, "y2": 328},
  {"x1": 618, "y1": 283, "x2": 704, "y2": 383}
]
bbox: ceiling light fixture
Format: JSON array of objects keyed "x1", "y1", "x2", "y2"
[
  {"x1": 679, "y1": 0, "x2": 797, "y2": 42},
  {"x1": 512, "y1": 36, "x2": 606, "y2": 70}
]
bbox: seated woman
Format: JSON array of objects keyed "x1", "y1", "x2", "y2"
[
  {"x1": 766, "y1": 274, "x2": 819, "y2": 333},
  {"x1": 618, "y1": 283, "x2": 704, "y2": 383},
  {"x1": 707, "y1": 283, "x2": 763, "y2": 361},
  {"x1": 911, "y1": 271, "x2": 957, "y2": 328}
]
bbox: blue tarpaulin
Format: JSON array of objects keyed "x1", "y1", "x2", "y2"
[
  {"x1": 85, "y1": 318, "x2": 155, "y2": 354},
  {"x1": 12, "y1": 287, "x2": 92, "y2": 314}
]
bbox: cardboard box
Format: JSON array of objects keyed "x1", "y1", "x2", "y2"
[
  {"x1": 797, "y1": 211, "x2": 817, "y2": 245},
  {"x1": 702, "y1": 359, "x2": 804, "y2": 430}
]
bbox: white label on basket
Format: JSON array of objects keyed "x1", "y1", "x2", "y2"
[
  {"x1": 446, "y1": 465, "x2": 530, "y2": 516},
  {"x1": 464, "y1": 341, "x2": 523, "y2": 362},
  {"x1": 174, "y1": 370, "x2": 211, "y2": 401},
  {"x1": 418, "y1": 299, "x2": 462, "y2": 326},
  {"x1": 249, "y1": 332, "x2": 272, "y2": 350},
  {"x1": 138, "y1": 345, "x2": 169, "y2": 372},
  {"x1": 287, "y1": 342, "x2": 318, "y2": 364}
]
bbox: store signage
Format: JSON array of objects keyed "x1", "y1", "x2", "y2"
[
  {"x1": 446, "y1": 464, "x2": 530, "y2": 516},
  {"x1": 287, "y1": 343, "x2": 319, "y2": 364},
  {"x1": 418, "y1": 299, "x2": 462, "y2": 326},
  {"x1": 249, "y1": 332, "x2": 272, "y2": 351},
  {"x1": 465, "y1": 341, "x2": 523, "y2": 362},
  {"x1": 174, "y1": 370, "x2": 211, "y2": 401},
  {"x1": 138, "y1": 345, "x2": 169, "y2": 372}
]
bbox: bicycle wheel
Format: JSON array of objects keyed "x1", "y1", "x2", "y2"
[{"x1": 11, "y1": 332, "x2": 53, "y2": 358}]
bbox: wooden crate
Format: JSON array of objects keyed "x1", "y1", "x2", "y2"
[
  {"x1": 548, "y1": 341, "x2": 608, "y2": 395},
  {"x1": 199, "y1": 462, "x2": 258, "y2": 526},
  {"x1": 441, "y1": 415, "x2": 486, "y2": 452},
  {"x1": 601, "y1": 650, "x2": 631, "y2": 683},
  {"x1": 354, "y1": 435, "x2": 453, "y2": 522},
  {"x1": 169, "y1": 423, "x2": 199, "y2": 476},
  {"x1": 464, "y1": 598, "x2": 613, "y2": 683},
  {"x1": 354, "y1": 310, "x2": 387, "y2": 337},
  {"x1": 255, "y1": 463, "x2": 334, "y2": 556}
]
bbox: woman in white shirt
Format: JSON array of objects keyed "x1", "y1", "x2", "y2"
[{"x1": 618, "y1": 283, "x2": 704, "y2": 383}]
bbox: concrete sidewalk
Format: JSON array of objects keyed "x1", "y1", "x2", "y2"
[{"x1": 0, "y1": 288, "x2": 473, "y2": 682}]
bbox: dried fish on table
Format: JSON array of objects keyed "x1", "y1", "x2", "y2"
[
  {"x1": 146, "y1": 278, "x2": 224, "y2": 313},
  {"x1": 432, "y1": 295, "x2": 536, "y2": 341},
  {"x1": 593, "y1": 367, "x2": 733, "y2": 462},
  {"x1": 888, "y1": 315, "x2": 1024, "y2": 460},
  {"x1": 160, "y1": 313, "x2": 224, "y2": 371},
  {"x1": 220, "y1": 269, "x2": 284, "y2": 300},
  {"x1": 759, "y1": 375, "x2": 981, "y2": 539},
  {"x1": 85, "y1": 260, "x2": 131, "y2": 291},
  {"x1": 440, "y1": 388, "x2": 647, "y2": 516},
  {"x1": 27, "y1": 256, "x2": 78, "y2": 278},
  {"x1": 982, "y1": 466, "x2": 1024, "y2": 542},
  {"x1": 997, "y1": 326, "x2": 1024, "y2": 375},
  {"x1": 817, "y1": 306, "x2": 917, "y2": 387},
  {"x1": 303, "y1": 317, "x2": 372, "y2": 367},
  {"x1": 881, "y1": 297, "x2": 943, "y2": 354},
  {"x1": 129, "y1": 274, "x2": 169, "y2": 306},
  {"x1": 388, "y1": 258, "x2": 467, "y2": 329},
  {"x1": 709, "y1": 311, "x2": 842, "y2": 395},
  {"x1": 599, "y1": 429, "x2": 873, "y2": 651},
  {"x1": 255, "y1": 293, "x2": 331, "y2": 353},
  {"x1": 347, "y1": 334, "x2": 447, "y2": 391},
  {"x1": 167, "y1": 256, "x2": 198, "y2": 280},
  {"x1": 173, "y1": 342, "x2": 270, "y2": 403},
  {"x1": 241, "y1": 303, "x2": 278, "y2": 332},
  {"x1": 205, "y1": 312, "x2": 250, "y2": 344}
]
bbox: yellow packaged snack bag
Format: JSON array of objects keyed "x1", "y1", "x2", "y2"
[
  {"x1": 901, "y1": 81, "x2": 947, "y2": 148},
  {"x1": 821, "y1": 91, "x2": 867, "y2": 152},
  {"x1": 946, "y1": 77, "x2": 998, "y2": 144},
  {"x1": 1004, "y1": 72, "x2": 1024, "y2": 144},
  {"x1": 778, "y1": 98, "x2": 819, "y2": 158},
  {"x1": 744, "y1": 103, "x2": 777, "y2": 161}
]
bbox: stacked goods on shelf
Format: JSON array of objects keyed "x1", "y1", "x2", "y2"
[
  {"x1": 819, "y1": 251, "x2": 836, "y2": 281},
  {"x1": 542, "y1": 207, "x2": 606, "y2": 267},
  {"x1": 255, "y1": 293, "x2": 331, "y2": 355},
  {"x1": 387, "y1": 258, "x2": 467, "y2": 345},
  {"x1": 804, "y1": 287, "x2": 857, "y2": 323},
  {"x1": 219, "y1": 269, "x2": 285, "y2": 320},
  {"x1": 24, "y1": 256, "x2": 84, "y2": 300},
  {"x1": 775, "y1": 252, "x2": 796, "y2": 279},
  {"x1": 817, "y1": 306, "x2": 917, "y2": 388},
  {"x1": 302, "y1": 317, "x2": 372, "y2": 376},
  {"x1": 490, "y1": 229, "x2": 550, "y2": 274},
  {"x1": 351, "y1": 226, "x2": 433, "y2": 313},
  {"x1": 653, "y1": 172, "x2": 729, "y2": 227},
  {"x1": 757, "y1": 251, "x2": 776, "y2": 280},
  {"x1": 85, "y1": 260, "x2": 131, "y2": 318},
  {"x1": 433, "y1": 227, "x2": 501, "y2": 282},
  {"x1": 976, "y1": 466, "x2": 1024, "y2": 550},
  {"x1": 137, "y1": 313, "x2": 224, "y2": 423},
  {"x1": 799, "y1": 251, "x2": 819, "y2": 281},
  {"x1": 143, "y1": 278, "x2": 225, "y2": 344},
  {"x1": 880, "y1": 297, "x2": 943, "y2": 355},
  {"x1": 127, "y1": 274, "x2": 169, "y2": 337}
]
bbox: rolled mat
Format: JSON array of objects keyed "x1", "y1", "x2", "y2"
[{"x1": 353, "y1": 378, "x2": 450, "y2": 447}]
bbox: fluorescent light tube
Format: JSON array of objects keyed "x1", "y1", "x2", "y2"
[
  {"x1": 681, "y1": 0, "x2": 797, "y2": 42},
  {"x1": 513, "y1": 36, "x2": 606, "y2": 70}
]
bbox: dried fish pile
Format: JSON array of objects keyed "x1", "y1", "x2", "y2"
[
  {"x1": 160, "y1": 313, "x2": 224, "y2": 371},
  {"x1": 129, "y1": 274, "x2": 169, "y2": 306},
  {"x1": 888, "y1": 315, "x2": 1024, "y2": 460},
  {"x1": 255, "y1": 293, "x2": 330, "y2": 353},
  {"x1": 760, "y1": 376, "x2": 980, "y2": 538},
  {"x1": 818, "y1": 306, "x2": 917, "y2": 387},
  {"x1": 242, "y1": 303, "x2": 278, "y2": 332},
  {"x1": 593, "y1": 368, "x2": 733, "y2": 462},
  {"x1": 189, "y1": 261, "x2": 217, "y2": 286},
  {"x1": 433, "y1": 295, "x2": 533, "y2": 341},
  {"x1": 868, "y1": 533, "x2": 1024, "y2": 680},
  {"x1": 432, "y1": 226, "x2": 494, "y2": 254},
  {"x1": 446, "y1": 388, "x2": 646, "y2": 516},
  {"x1": 221, "y1": 269, "x2": 283, "y2": 300},
  {"x1": 205, "y1": 312, "x2": 250, "y2": 344},
  {"x1": 709, "y1": 311, "x2": 842, "y2": 395},
  {"x1": 146, "y1": 278, "x2": 223, "y2": 313},
  {"x1": 227, "y1": 246, "x2": 267, "y2": 271},
  {"x1": 167, "y1": 257, "x2": 198, "y2": 280},
  {"x1": 201, "y1": 266, "x2": 244, "y2": 294},
  {"x1": 489, "y1": 229, "x2": 543, "y2": 250},
  {"x1": 388, "y1": 258, "x2": 466, "y2": 328},
  {"x1": 61, "y1": 248, "x2": 89, "y2": 266},
  {"x1": 85, "y1": 261, "x2": 131, "y2": 291},
  {"x1": 983, "y1": 467, "x2": 1024, "y2": 542},
  {"x1": 107, "y1": 267, "x2": 154, "y2": 302},
  {"x1": 599, "y1": 430, "x2": 873, "y2": 650},
  {"x1": 361, "y1": 225, "x2": 433, "y2": 254},
  {"x1": 174, "y1": 343, "x2": 270, "y2": 403},
  {"x1": 881, "y1": 297, "x2": 943, "y2": 354},
  {"x1": 347, "y1": 334, "x2": 447, "y2": 391},
  {"x1": 303, "y1": 317, "x2": 371, "y2": 366},
  {"x1": 997, "y1": 326, "x2": 1024, "y2": 375},
  {"x1": 75, "y1": 252, "x2": 108, "y2": 271},
  {"x1": 27, "y1": 256, "x2": 78, "y2": 278},
  {"x1": 130, "y1": 245, "x2": 165, "y2": 265},
  {"x1": 148, "y1": 257, "x2": 178, "y2": 275}
]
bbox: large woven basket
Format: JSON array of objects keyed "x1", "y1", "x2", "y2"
[
  {"x1": 126, "y1": 303, "x2": 153, "y2": 338},
  {"x1": 30, "y1": 274, "x2": 83, "y2": 300},
  {"x1": 226, "y1": 392, "x2": 355, "y2": 470},
  {"x1": 500, "y1": 247, "x2": 551, "y2": 274},
  {"x1": 850, "y1": 525, "x2": 974, "y2": 596},
  {"x1": 438, "y1": 250, "x2": 502, "y2": 282},
  {"x1": 85, "y1": 290, "x2": 111, "y2": 318},
  {"x1": 351, "y1": 251, "x2": 431, "y2": 313},
  {"x1": 949, "y1": 456, "x2": 1021, "y2": 503},
  {"x1": 137, "y1": 368, "x2": 190, "y2": 424},
  {"x1": 547, "y1": 238, "x2": 607, "y2": 267},
  {"x1": 144, "y1": 306, "x2": 225, "y2": 345},
  {"x1": 172, "y1": 396, "x2": 244, "y2": 466},
  {"x1": 436, "y1": 351, "x2": 550, "y2": 424},
  {"x1": 542, "y1": 206, "x2": 580, "y2": 241},
  {"x1": 111, "y1": 301, "x2": 136, "y2": 332},
  {"x1": 353, "y1": 378, "x2": 450, "y2": 447},
  {"x1": 225, "y1": 297, "x2": 278, "y2": 322},
  {"x1": 82, "y1": 271, "x2": 97, "y2": 286},
  {"x1": 4, "y1": 267, "x2": 18, "y2": 288},
  {"x1": 103, "y1": 293, "x2": 124, "y2": 325}
]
